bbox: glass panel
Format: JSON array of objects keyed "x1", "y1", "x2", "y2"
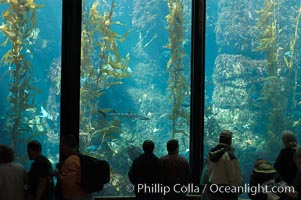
[
  {"x1": 0, "y1": 0, "x2": 62, "y2": 169},
  {"x1": 80, "y1": 0, "x2": 192, "y2": 196},
  {"x1": 205, "y1": 0, "x2": 301, "y2": 197}
]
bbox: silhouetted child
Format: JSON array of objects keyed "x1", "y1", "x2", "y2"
[{"x1": 249, "y1": 159, "x2": 286, "y2": 200}]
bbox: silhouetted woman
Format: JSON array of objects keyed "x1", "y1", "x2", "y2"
[{"x1": 274, "y1": 130, "x2": 298, "y2": 185}]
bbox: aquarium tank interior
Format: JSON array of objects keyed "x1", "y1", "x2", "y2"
[
  {"x1": 79, "y1": 0, "x2": 192, "y2": 195},
  {"x1": 0, "y1": 0, "x2": 61, "y2": 168},
  {"x1": 0, "y1": 0, "x2": 301, "y2": 198}
]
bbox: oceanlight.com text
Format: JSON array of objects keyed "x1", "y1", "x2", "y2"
[{"x1": 209, "y1": 183, "x2": 295, "y2": 196}]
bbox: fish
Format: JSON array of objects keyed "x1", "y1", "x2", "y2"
[
  {"x1": 143, "y1": 34, "x2": 158, "y2": 48},
  {"x1": 284, "y1": 51, "x2": 292, "y2": 57},
  {"x1": 41, "y1": 40, "x2": 48, "y2": 48},
  {"x1": 39, "y1": 106, "x2": 53, "y2": 120},
  {"x1": 293, "y1": 119, "x2": 301, "y2": 127},
  {"x1": 245, "y1": 139, "x2": 252, "y2": 145},
  {"x1": 29, "y1": 28, "x2": 40, "y2": 40},
  {"x1": 86, "y1": 145, "x2": 99, "y2": 152},
  {"x1": 242, "y1": 123, "x2": 250, "y2": 129},
  {"x1": 99, "y1": 110, "x2": 150, "y2": 120},
  {"x1": 153, "y1": 128, "x2": 159, "y2": 133},
  {"x1": 247, "y1": 11, "x2": 253, "y2": 19},
  {"x1": 159, "y1": 113, "x2": 169, "y2": 119}
]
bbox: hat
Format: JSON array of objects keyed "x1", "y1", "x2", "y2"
[{"x1": 254, "y1": 162, "x2": 277, "y2": 173}]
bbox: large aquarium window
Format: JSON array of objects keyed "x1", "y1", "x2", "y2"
[
  {"x1": 205, "y1": 0, "x2": 301, "y2": 195},
  {"x1": 79, "y1": 0, "x2": 192, "y2": 196},
  {"x1": 0, "y1": 0, "x2": 62, "y2": 168}
]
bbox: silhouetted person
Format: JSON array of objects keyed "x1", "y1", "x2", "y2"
[
  {"x1": 249, "y1": 159, "x2": 287, "y2": 200},
  {"x1": 160, "y1": 139, "x2": 192, "y2": 200},
  {"x1": 27, "y1": 140, "x2": 54, "y2": 200},
  {"x1": 274, "y1": 130, "x2": 298, "y2": 185},
  {"x1": 207, "y1": 130, "x2": 242, "y2": 200},
  {"x1": 56, "y1": 134, "x2": 92, "y2": 200},
  {"x1": 285, "y1": 148, "x2": 301, "y2": 200},
  {"x1": 0, "y1": 144, "x2": 27, "y2": 200},
  {"x1": 128, "y1": 140, "x2": 162, "y2": 199}
]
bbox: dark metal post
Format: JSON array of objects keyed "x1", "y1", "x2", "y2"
[
  {"x1": 190, "y1": 0, "x2": 205, "y2": 185},
  {"x1": 60, "y1": 0, "x2": 82, "y2": 150}
]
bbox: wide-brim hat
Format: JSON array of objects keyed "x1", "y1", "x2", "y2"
[{"x1": 254, "y1": 163, "x2": 277, "y2": 173}]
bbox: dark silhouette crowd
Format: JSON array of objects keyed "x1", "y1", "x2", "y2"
[
  {"x1": 128, "y1": 139, "x2": 192, "y2": 200},
  {"x1": 0, "y1": 130, "x2": 301, "y2": 200},
  {"x1": 200, "y1": 130, "x2": 301, "y2": 200},
  {"x1": 127, "y1": 130, "x2": 301, "y2": 200},
  {"x1": 0, "y1": 135, "x2": 93, "y2": 200}
]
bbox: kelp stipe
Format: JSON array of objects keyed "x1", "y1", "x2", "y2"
[
  {"x1": 0, "y1": 0, "x2": 44, "y2": 151},
  {"x1": 254, "y1": 0, "x2": 301, "y2": 154},
  {"x1": 80, "y1": 0, "x2": 130, "y2": 156},
  {"x1": 165, "y1": 0, "x2": 190, "y2": 138}
]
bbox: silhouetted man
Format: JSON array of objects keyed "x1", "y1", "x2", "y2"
[
  {"x1": 160, "y1": 139, "x2": 192, "y2": 200},
  {"x1": 27, "y1": 140, "x2": 54, "y2": 200},
  {"x1": 128, "y1": 140, "x2": 162, "y2": 200}
]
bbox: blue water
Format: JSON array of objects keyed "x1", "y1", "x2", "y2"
[
  {"x1": 0, "y1": 0, "x2": 61, "y2": 169},
  {"x1": 205, "y1": 0, "x2": 301, "y2": 198},
  {"x1": 79, "y1": 0, "x2": 192, "y2": 195}
]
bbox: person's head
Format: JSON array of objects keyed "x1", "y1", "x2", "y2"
[
  {"x1": 282, "y1": 130, "x2": 297, "y2": 149},
  {"x1": 142, "y1": 140, "x2": 155, "y2": 154},
  {"x1": 219, "y1": 130, "x2": 232, "y2": 145},
  {"x1": 293, "y1": 148, "x2": 301, "y2": 171},
  {"x1": 60, "y1": 134, "x2": 77, "y2": 156},
  {"x1": 167, "y1": 139, "x2": 179, "y2": 154},
  {"x1": 0, "y1": 145, "x2": 14, "y2": 164},
  {"x1": 27, "y1": 140, "x2": 42, "y2": 160}
]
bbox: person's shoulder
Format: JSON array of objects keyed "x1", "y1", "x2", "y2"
[
  {"x1": 146, "y1": 154, "x2": 161, "y2": 166},
  {"x1": 159, "y1": 154, "x2": 168, "y2": 161},
  {"x1": 223, "y1": 150, "x2": 237, "y2": 160},
  {"x1": 32, "y1": 155, "x2": 45, "y2": 168},
  {"x1": 136, "y1": 154, "x2": 160, "y2": 165},
  {"x1": 132, "y1": 155, "x2": 143, "y2": 164},
  {"x1": 11, "y1": 162, "x2": 26, "y2": 169},
  {"x1": 62, "y1": 154, "x2": 80, "y2": 170},
  {"x1": 280, "y1": 147, "x2": 293, "y2": 153},
  {"x1": 36, "y1": 154, "x2": 49, "y2": 163},
  {"x1": 176, "y1": 154, "x2": 189, "y2": 161},
  {"x1": 166, "y1": 154, "x2": 190, "y2": 164},
  {"x1": 278, "y1": 148, "x2": 296, "y2": 157},
  {"x1": 67, "y1": 154, "x2": 80, "y2": 160},
  {"x1": 286, "y1": 148, "x2": 297, "y2": 154},
  {"x1": 0, "y1": 162, "x2": 8, "y2": 169},
  {"x1": 65, "y1": 154, "x2": 80, "y2": 164},
  {"x1": 13, "y1": 163, "x2": 27, "y2": 174},
  {"x1": 36, "y1": 155, "x2": 53, "y2": 167},
  {"x1": 180, "y1": 156, "x2": 190, "y2": 168},
  {"x1": 209, "y1": 145, "x2": 220, "y2": 152},
  {"x1": 0, "y1": 162, "x2": 23, "y2": 169},
  {"x1": 147, "y1": 153, "x2": 160, "y2": 160},
  {"x1": 0, "y1": 162, "x2": 27, "y2": 174}
]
